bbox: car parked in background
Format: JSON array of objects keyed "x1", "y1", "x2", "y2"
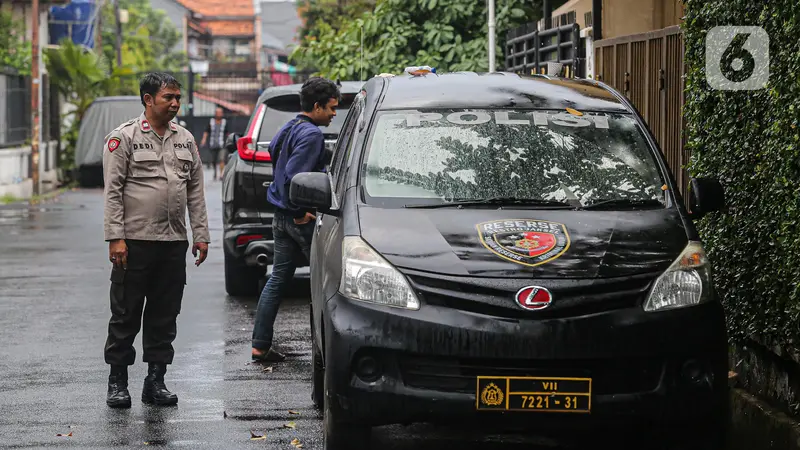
[
  {"x1": 74, "y1": 96, "x2": 183, "y2": 187},
  {"x1": 220, "y1": 81, "x2": 364, "y2": 296}
]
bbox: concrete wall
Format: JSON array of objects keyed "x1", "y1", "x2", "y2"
[
  {"x1": 0, "y1": 141, "x2": 60, "y2": 199},
  {"x1": 552, "y1": 0, "x2": 684, "y2": 40}
]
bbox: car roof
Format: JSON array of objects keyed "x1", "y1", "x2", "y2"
[
  {"x1": 256, "y1": 80, "x2": 365, "y2": 104},
  {"x1": 371, "y1": 72, "x2": 630, "y2": 113}
]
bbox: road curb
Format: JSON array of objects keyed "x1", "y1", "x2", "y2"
[{"x1": 730, "y1": 387, "x2": 800, "y2": 450}]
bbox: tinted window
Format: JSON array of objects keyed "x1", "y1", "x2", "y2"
[
  {"x1": 361, "y1": 109, "x2": 667, "y2": 207},
  {"x1": 257, "y1": 93, "x2": 355, "y2": 142}
]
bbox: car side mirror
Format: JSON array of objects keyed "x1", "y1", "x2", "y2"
[
  {"x1": 290, "y1": 172, "x2": 338, "y2": 216},
  {"x1": 688, "y1": 177, "x2": 725, "y2": 220},
  {"x1": 225, "y1": 133, "x2": 240, "y2": 153}
]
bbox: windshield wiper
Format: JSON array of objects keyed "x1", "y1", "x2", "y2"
[
  {"x1": 577, "y1": 198, "x2": 665, "y2": 210},
  {"x1": 404, "y1": 197, "x2": 574, "y2": 209}
]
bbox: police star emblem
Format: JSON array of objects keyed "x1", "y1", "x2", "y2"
[
  {"x1": 480, "y1": 383, "x2": 504, "y2": 407},
  {"x1": 107, "y1": 138, "x2": 121, "y2": 153}
]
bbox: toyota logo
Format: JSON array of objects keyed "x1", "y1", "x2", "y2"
[{"x1": 515, "y1": 286, "x2": 553, "y2": 311}]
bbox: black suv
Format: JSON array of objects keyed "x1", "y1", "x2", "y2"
[
  {"x1": 289, "y1": 71, "x2": 729, "y2": 449},
  {"x1": 221, "y1": 81, "x2": 364, "y2": 296}
]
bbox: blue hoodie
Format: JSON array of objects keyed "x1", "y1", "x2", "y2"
[{"x1": 266, "y1": 115, "x2": 326, "y2": 219}]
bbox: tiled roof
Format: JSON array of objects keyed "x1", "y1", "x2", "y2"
[
  {"x1": 179, "y1": 0, "x2": 254, "y2": 18},
  {"x1": 203, "y1": 20, "x2": 254, "y2": 36}
]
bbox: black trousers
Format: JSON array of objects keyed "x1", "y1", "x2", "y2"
[{"x1": 104, "y1": 240, "x2": 189, "y2": 366}]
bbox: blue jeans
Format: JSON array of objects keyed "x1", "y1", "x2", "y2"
[{"x1": 252, "y1": 211, "x2": 315, "y2": 350}]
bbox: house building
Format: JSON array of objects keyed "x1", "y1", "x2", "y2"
[{"x1": 0, "y1": 0, "x2": 65, "y2": 198}]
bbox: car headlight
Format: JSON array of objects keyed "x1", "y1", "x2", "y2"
[
  {"x1": 643, "y1": 241, "x2": 712, "y2": 312},
  {"x1": 340, "y1": 236, "x2": 420, "y2": 310}
]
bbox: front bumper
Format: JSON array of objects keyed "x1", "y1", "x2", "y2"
[{"x1": 322, "y1": 293, "x2": 729, "y2": 433}]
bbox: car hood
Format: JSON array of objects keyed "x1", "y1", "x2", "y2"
[{"x1": 357, "y1": 205, "x2": 689, "y2": 278}]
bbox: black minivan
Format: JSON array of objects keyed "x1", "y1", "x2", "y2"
[{"x1": 289, "y1": 71, "x2": 728, "y2": 449}]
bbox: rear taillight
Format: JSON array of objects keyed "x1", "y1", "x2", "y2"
[
  {"x1": 238, "y1": 103, "x2": 271, "y2": 162},
  {"x1": 236, "y1": 234, "x2": 265, "y2": 246},
  {"x1": 253, "y1": 149, "x2": 271, "y2": 162},
  {"x1": 237, "y1": 135, "x2": 255, "y2": 160}
]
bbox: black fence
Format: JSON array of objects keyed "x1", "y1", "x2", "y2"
[
  {"x1": 0, "y1": 70, "x2": 61, "y2": 150},
  {"x1": 504, "y1": 21, "x2": 585, "y2": 78}
]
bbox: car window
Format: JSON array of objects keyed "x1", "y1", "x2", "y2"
[
  {"x1": 257, "y1": 93, "x2": 355, "y2": 143},
  {"x1": 360, "y1": 109, "x2": 668, "y2": 207},
  {"x1": 334, "y1": 95, "x2": 366, "y2": 196},
  {"x1": 329, "y1": 95, "x2": 363, "y2": 179}
]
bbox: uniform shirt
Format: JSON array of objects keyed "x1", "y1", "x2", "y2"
[
  {"x1": 102, "y1": 113, "x2": 210, "y2": 244},
  {"x1": 266, "y1": 115, "x2": 325, "y2": 219}
]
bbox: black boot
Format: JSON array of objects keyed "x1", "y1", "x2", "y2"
[
  {"x1": 107, "y1": 365, "x2": 131, "y2": 408},
  {"x1": 142, "y1": 363, "x2": 178, "y2": 406}
]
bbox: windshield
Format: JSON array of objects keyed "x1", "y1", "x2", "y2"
[{"x1": 361, "y1": 109, "x2": 668, "y2": 208}]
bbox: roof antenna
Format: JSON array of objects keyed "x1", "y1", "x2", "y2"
[{"x1": 360, "y1": 23, "x2": 364, "y2": 82}]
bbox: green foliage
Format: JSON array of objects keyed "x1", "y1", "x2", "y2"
[
  {"x1": 290, "y1": 0, "x2": 537, "y2": 79},
  {"x1": 0, "y1": 11, "x2": 32, "y2": 75},
  {"x1": 683, "y1": 0, "x2": 800, "y2": 347},
  {"x1": 100, "y1": 0, "x2": 187, "y2": 74},
  {"x1": 45, "y1": 39, "x2": 113, "y2": 175}
]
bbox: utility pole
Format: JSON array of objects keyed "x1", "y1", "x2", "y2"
[
  {"x1": 31, "y1": 0, "x2": 41, "y2": 196},
  {"x1": 114, "y1": 0, "x2": 122, "y2": 67},
  {"x1": 488, "y1": 0, "x2": 496, "y2": 72}
]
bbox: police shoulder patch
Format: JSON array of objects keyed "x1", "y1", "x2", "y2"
[{"x1": 107, "y1": 137, "x2": 121, "y2": 152}]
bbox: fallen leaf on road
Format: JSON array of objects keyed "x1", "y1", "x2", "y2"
[
  {"x1": 223, "y1": 410, "x2": 228, "y2": 418},
  {"x1": 288, "y1": 410, "x2": 300, "y2": 415},
  {"x1": 283, "y1": 421, "x2": 296, "y2": 429},
  {"x1": 262, "y1": 366, "x2": 273, "y2": 373},
  {"x1": 250, "y1": 431, "x2": 266, "y2": 441},
  {"x1": 291, "y1": 438, "x2": 303, "y2": 448},
  {"x1": 56, "y1": 432, "x2": 72, "y2": 437},
  {"x1": 728, "y1": 370, "x2": 738, "y2": 378}
]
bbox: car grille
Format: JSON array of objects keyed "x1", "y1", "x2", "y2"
[
  {"x1": 404, "y1": 271, "x2": 657, "y2": 320},
  {"x1": 397, "y1": 354, "x2": 663, "y2": 395}
]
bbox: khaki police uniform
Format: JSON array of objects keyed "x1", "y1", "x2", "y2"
[{"x1": 102, "y1": 112, "x2": 210, "y2": 367}]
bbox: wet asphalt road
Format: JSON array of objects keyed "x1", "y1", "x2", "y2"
[{"x1": 0, "y1": 169, "x2": 588, "y2": 449}]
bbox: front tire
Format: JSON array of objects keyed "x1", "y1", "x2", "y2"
[
  {"x1": 311, "y1": 309, "x2": 325, "y2": 409},
  {"x1": 322, "y1": 347, "x2": 371, "y2": 450}
]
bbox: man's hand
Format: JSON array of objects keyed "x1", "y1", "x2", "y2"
[
  {"x1": 293, "y1": 212, "x2": 316, "y2": 225},
  {"x1": 109, "y1": 239, "x2": 128, "y2": 269},
  {"x1": 193, "y1": 242, "x2": 209, "y2": 266}
]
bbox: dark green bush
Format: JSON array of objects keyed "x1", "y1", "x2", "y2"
[{"x1": 683, "y1": 0, "x2": 800, "y2": 347}]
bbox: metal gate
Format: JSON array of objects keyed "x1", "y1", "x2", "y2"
[
  {"x1": 593, "y1": 25, "x2": 689, "y2": 198},
  {"x1": 505, "y1": 22, "x2": 584, "y2": 78}
]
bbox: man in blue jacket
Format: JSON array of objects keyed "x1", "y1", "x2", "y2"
[{"x1": 251, "y1": 77, "x2": 341, "y2": 362}]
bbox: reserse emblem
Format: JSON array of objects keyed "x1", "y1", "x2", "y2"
[
  {"x1": 476, "y1": 219, "x2": 570, "y2": 267},
  {"x1": 515, "y1": 286, "x2": 553, "y2": 311}
]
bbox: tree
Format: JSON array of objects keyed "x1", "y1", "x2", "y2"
[
  {"x1": 100, "y1": 0, "x2": 187, "y2": 76},
  {"x1": 0, "y1": 11, "x2": 32, "y2": 75},
  {"x1": 44, "y1": 39, "x2": 132, "y2": 176},
  {"x1": 290, "y1": 0, "x2": 556, "y2": 79}
]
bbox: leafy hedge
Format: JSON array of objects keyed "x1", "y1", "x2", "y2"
[{"x1": 683, "y1": 0, "x2": 800, "y2": 348}]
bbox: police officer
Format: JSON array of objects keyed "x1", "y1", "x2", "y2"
[{"x1": 102, "y1": 72, "x2": 210, "y2": 408}]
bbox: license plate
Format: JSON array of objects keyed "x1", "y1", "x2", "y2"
[{"x1": 476, "y1": 376, "x2": 592, "y2": 413}]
